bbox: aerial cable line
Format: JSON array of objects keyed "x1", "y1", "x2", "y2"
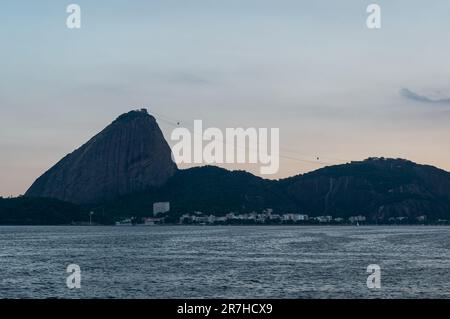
[{"x1": 150, "y1": 110, "x2": 347, "y2": 167}]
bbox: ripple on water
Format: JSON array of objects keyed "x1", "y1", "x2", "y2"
[{"x1": 0, "y1": 225, "x2": 449, "y2": 298}]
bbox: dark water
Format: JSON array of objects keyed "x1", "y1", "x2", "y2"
[{"x1": 0, "y1": 225, "x2": 449, "y2": 299}]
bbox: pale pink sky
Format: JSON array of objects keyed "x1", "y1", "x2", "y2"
[{"x1": 1, "y1": 0, "x2": 450, "y2": 196}]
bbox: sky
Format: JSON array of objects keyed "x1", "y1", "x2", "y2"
[{"x1": 1, "y1": 0, "x2": 450, "y2": 196}]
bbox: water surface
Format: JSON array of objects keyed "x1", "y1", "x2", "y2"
[{"x1": 0, "y1": 226, "x2": 449, "y2": 298}]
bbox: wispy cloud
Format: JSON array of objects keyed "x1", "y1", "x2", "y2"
[{"x1": 400, "y1": 88, "x2": 450, "y2": 104}]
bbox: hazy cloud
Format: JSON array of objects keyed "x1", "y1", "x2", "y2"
[{"x1": 400, "y1": 88, "x2": 450, "y2": 104}]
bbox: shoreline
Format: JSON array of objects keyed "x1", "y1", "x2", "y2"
[{"x1": 0, "y1": 223, "x2": 448, "y2": 227}]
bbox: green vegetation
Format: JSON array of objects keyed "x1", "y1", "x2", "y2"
[
  {"x1": 0, "y1": 196, "x2": 86, "y2": 225},
  {"x1": 2, "y1": 158, "x2": 450, "y2": 225}
]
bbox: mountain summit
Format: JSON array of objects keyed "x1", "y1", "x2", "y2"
[
  {"x1": 23, "y1": 110, "x2": 450, "y2": 223},
  {"x1": 26, "y1": 109, "x2": 177, "y2": 204}
]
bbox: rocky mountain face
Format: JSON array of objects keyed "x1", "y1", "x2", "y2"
[
  {"x1": 25, "y1": 109, "x2": 177, "y2": 204},
  {"x1": 23, "y1": 109, "x2": 450, "y2": 222}
]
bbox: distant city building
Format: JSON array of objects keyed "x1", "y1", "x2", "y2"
[
  {"x1": 179, "y1": 214, "x2": 193, "y2": 224},
  {"x1": 349, "y1": 215, "x2": 366, "y2": 223},
  {"x1": 115, "y1": 218, "x2": 133, "y2": 226},
  {"x1": 282, "y1": 214, "x2": 307, "y2": 222},
  {"x1": 315, "y1": 216, "x2": 333, "y2": 223},
  {"x1": 143, "y1": 217, "x2": 163, "y2": 225},
  {"x1": 193, "y1": 216, "x2": 209, "y2": 223},
  {"x1": 226, "y1": 212, "x2": 237, "y2": 220},
  {"x1": 416, "y1": 215, "x2": 427, "y2": 222},
  {"x1": 215, "y1": 216, "x2": 227, "y2": 223},
  {"x1": 153, "y1": 202, "x2": 170, "y2": 216},
  {"x1": 207, "y1": 215, "x2": 215, "y2": 224}
]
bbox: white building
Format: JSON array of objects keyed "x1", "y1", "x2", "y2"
[
  {"x1": 349, "y1": 215, "x2": 366, "y2": 223},
  {"x1": 316, "y1": 216, "x2": 333, "y2": 223},
  {"x1": 226, "y1": 212, "x2": 237, "y2": 220},
  {"x1": 143, "y1": 217, "x2": 162, "y2": 225},
  {"x1": 282, "y1": 214, "x2": 296, "y2": 221},
  {"x1": 416, "y1": 215, "x2": 427, "y2": 222},
  {"x1": 193, "y1": 216, "x2": 209, "y2": 223},
  {"x1": 208, "y1": 215, "x2": 216, "y2": 224},
  {"x1": 179, "y1": 214, "x2": 193, "y2": 224},
  {"x1": 115, "y1": 218, "x2": 133, "y2": 226},
  {"x1": 153, "y1": 202, "x2": 170, "y2": 216}
]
